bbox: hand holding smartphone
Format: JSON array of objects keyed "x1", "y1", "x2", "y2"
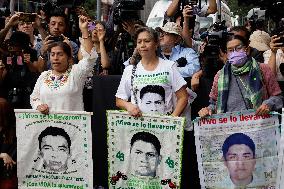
[{"x1": 19, "y1": 13, "x2": 36, "y2": 23}]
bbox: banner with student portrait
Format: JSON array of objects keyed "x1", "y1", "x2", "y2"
[
  {"x1": 107, "y1": 111, "x2": 185, "y2": 189},
  {"x1": 15, "y1": 109, "x2": 93, "y2": 189},
  {"x1": 194, "y1": 110, "x2": 280, "y2": 189},
  {"x1": 276, "y1": 108, "x2": 284, "y2": 188}
]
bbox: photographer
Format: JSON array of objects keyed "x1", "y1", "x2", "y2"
[
  {"x1": 166, "y1": 0, "x2": 217, "y2": 40},
  {"x1": 167, "y1": 0, "x2": 217, "y2": 18},
  {"x1": 108, "y1": 0, "x2": 146, "y2": 74},
  {"x1": 0, "y1": 31, "x2": 39, "y2": 109},
  {"x1": 5, "y1": 12, "x2": 47, "y2": 47},
  {"x1": 34, "y1": 7, "x2": 79, "y2": 72},
  {"x1": 263, "y1": 29, "x2": 284, "y2": 86},
  {"x1": 157, "y1": 22, "x2": 200, "y2": 81}
]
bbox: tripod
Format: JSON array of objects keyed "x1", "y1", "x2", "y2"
[{"x1": 113, "y1": 32, "x2": 134, "y2": 74}]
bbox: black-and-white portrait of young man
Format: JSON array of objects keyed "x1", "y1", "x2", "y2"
[
  {"x1": 139, "y1": 85, "x2": 166, "y2": 114},
  {"x1": 37, "y1": 126, "x2": 72, "y2": 173},
  {"x1": 129, "y1": 131, "x2": 162, "y2": 178}
]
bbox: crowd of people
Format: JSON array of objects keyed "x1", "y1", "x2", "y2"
[{"x1": 0, "y1": 0, "x2": 284, "y2": 188}]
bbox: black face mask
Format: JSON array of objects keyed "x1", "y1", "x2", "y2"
[{"x1": 279, "y1": 63, "x2": 284, "y2": 76}]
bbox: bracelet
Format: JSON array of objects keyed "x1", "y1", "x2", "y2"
[{"x1": 82, "y1": 33, "x2": 91, "y2": 39}]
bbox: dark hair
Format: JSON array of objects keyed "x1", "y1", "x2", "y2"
[
  {"x1": 9, "y1": 31, "x2": 31, "y2": 50},
  {"x1": 222, "y1": 133, "x2": 255, "y2": 160},
  {"x1": 38, "y1": 126, "x2": 71, "y2": 153},
  {"x1": 94, "y1": 21, "x2": 109, "y2": 39},
  {"x1": 0, "y1": 98, "x2": 16, "y2": 144},
  {"x1": 48, "y1": 41, "x2": 72, "y2": 58},
  {"x1": 47, "y1": 7, "x2": 68, "y2": 26},
  {"x1": 140, "y1": 85, "x2": 165, "y2": 102},
  {"x1": 134, "y1": 27, "x2": 159, "y2": 43},
  {"x1": 227, "y1": 34, "x2": 249, "y2": 48},
  {"x1": 230, "y1": 26, "x2": 251, "y2": 41},
  {"x1": 130, "y1": 132, "x2": 161, "y2": 155}
]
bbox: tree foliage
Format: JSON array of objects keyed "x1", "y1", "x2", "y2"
[
  {"x1": 84, "y1": 0, "x2": 97, "y2": 19},
  {"x1": 227, "y1": 0, "x2": 255, "y2": 17}
]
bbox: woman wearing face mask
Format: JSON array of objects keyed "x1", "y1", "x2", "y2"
[{"x1": 198, "y1": 35, "x2": 283, "y2": 117}]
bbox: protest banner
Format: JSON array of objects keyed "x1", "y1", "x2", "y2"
[
  {"x1": 276, "y1": 108, "x2": 284, "y2": 188},
  {"x1": 15, "y1": 109, "x2": 93, "y2": 189},
  {"x1": 107, "y1": 111, "x2": 185, "y2": 189},
  {"x1": 194, "y1": 110, "x2": 280, "y2": 189}
]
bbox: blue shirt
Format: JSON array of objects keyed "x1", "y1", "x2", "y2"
[
  {"x1": 160, "y1": 44, "x2": 200, "y2": 78},
  {"x1": 34, "y1": 40, "x2": 79, "y2": 70}
]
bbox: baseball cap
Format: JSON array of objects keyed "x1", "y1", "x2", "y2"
[
  {"x1": 249, "y1": 30, "x2": 271, "y2": 52},
  {"x1": 156, "y1": 22, "x2": 182, "y2": 36}
]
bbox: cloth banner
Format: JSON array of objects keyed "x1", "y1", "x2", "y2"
[
  {"x1": 107, "y1": 111, "x2": 185, "y2": 189},
  {"x1": 15, "y1": 110, "x2": 93, "y2": 189},
  {"x1": 194, "y1": 110, "x2": 280, "y2": 189},
  {"x1": 276, "y1": 108, "x2": 284, "y2": 188}
]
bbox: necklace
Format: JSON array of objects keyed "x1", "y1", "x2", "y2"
[{"x1": 44, "y1": 69, "x2": 70, "y2": 90}]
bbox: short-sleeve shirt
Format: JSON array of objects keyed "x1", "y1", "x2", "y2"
[{"x1": 116, "y1": 58, "x2": 187, "y2": 114}]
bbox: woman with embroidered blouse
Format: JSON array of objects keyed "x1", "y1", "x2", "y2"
[{"x1": 30, "y1": 15, "x2": 98, "y2": 114}]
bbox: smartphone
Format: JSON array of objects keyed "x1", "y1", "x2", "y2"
[
  {"x1": 19, "y1": 13, "x2": 36, "y2": 22},
  {"x1": 184, "y1": 1, "x2": 199, "y2": 15},
  {"x1": 276, "y1": 32, "x2": 284, "y2": 47},
  {"x1": 49, "y1": 36, "x2": 64, "y2": 42}
]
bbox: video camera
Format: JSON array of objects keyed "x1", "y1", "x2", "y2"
[
  {"x1": 203, "y1": 20, "x2": 232, "y2": 58},
  {"x1": 201, "y1": 20, "x2": 232, "y2": 78},
  {"x1": 113, "y1": 0, "x2": 145, "y2": 25}
]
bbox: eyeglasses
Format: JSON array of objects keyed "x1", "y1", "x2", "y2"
[{"x1": 227, "y1": 44, "x2": 245, "y2": 53}]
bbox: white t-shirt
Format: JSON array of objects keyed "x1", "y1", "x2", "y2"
[
  {"x1": 116, "y1": 58, "x2": 187, "y2": 115},
  {"x1": 263, "y1": 49, "x2": 284, "y2": 81},
  {"x1": 30, "y1": 47, "x2": 98, "y2": 111}
]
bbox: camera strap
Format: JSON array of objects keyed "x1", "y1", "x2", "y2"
[{"x1": 131, "y1": 64, "x2": 138, "y2": 105}]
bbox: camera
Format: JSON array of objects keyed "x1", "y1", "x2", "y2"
[
  {"x1": 184, "y1": 0, "x2": 199, "y2": 15},
  {"x1": 201, "y1": 21, "x2": 232, "y2": 78},
  {"x1": 113, "y1": 0, "x2": 145, "y2": 25},
  {"x1": 203, "y1": 21, "x2": 232, "y2": 57},
  {"x1": 19, "y1": 13, "x2": 36, "y2": 23},
  {"x1": 49, "y1": 35, "x2": 64, "y2": 42}
]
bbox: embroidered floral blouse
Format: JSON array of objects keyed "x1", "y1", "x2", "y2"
[{"x1": 30, "y1": 47, "x2": 98, "y2": 111}]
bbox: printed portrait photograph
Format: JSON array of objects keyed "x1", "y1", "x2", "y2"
[
  {"x1": 129, "y1": 131, "x2": 162, "y2": 178},
  {"x1": 139, "y1": 85, "x2": 166, "y2": 114},
  {"x1": 37, "y1": 126, "x2": 72, "y2": 173},
  {"x1": 199, "y1": 128, "x2": 279, "y2": 189},
  {"x1": 222, "y1": 133, "x2": 257, "y2": 187}
]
